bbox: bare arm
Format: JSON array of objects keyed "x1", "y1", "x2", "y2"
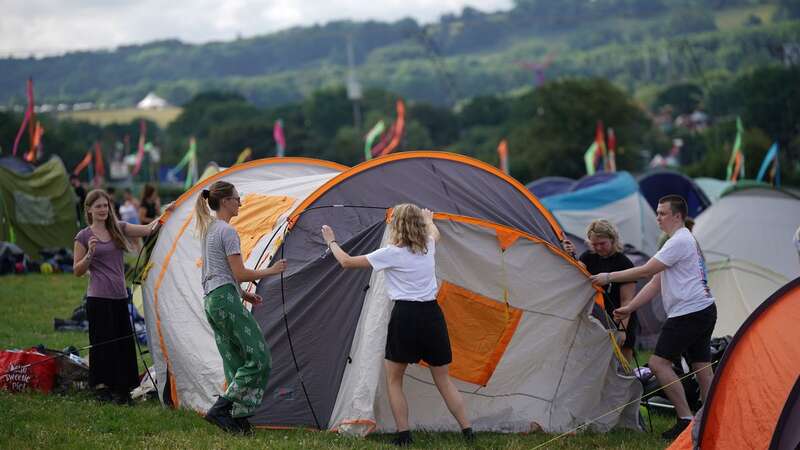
[
  {"x1": 73, "y1": 239, "x2": 95, "y2": 277},
  {"x1": 591, "y1": 257, "x2": 667, "y2": 285},
  {"x1": 125, "y1": 203, "x2": 174, "y2": 237},
  {"x1": 321, "y1": 225, "x2": 372, "y2": 269},
  {"x1": 423, "y1": 208, "x2": 440, "y2": 242},
  {"x1": 227, "y1": 254, "x2": 287, "y2": 283},
  {"x1": 618, "y1": 281, "x2": 636, "y2": 328},
  {"x1": 614, "y1": 273, "x2": 661, "y2": 321}
]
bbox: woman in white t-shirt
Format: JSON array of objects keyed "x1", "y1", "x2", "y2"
[{"x1": 321, "y1": 203, "x2": 473, "y2": 446}]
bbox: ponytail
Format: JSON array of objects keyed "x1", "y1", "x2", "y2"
[{"x1": 194, "y1": 181, "x2": 235, "y2": 238}]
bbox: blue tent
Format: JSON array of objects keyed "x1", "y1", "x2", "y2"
[
  {"x1": 541, "y1": 172, "x2": 660, "y2": 256},
  {"x1": 525, "y1": 176, "x2": 575, "y2": 199},
  {"x1": 638, "y1": 170, "x2": 711, "y2": 218}
]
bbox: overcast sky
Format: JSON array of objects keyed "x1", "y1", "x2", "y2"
[{"x1": 1, "y1": 0, "x2": 512, "y2": 57}]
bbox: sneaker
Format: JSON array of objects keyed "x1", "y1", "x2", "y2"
[
  {"x1": 204, "y1": 396, "x2": 240, "y2": 433},
  {"x1": 661, "y1": 418, "x2": 691, "y2": 440},
  {"x1": 94, "y1": 386, "x2": 113, "y2": 403}
]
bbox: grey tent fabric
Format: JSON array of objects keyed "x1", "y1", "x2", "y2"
[{"x1": 252, "y1": 220, "x2": 387, "y2": 428}]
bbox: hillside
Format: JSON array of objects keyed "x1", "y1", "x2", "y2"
[{"x1": 1, "y1": 1, "x2": 798, "y2": 108}]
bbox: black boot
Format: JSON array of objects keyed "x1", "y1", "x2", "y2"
[
  {"x1": 462, "y1": 427, "x2": 476, "y2": 443},
  {"x1": 204, "y1": 396, "x2": 240, "y2": 433},
  {"x1": 234, "y1": 416, "x2": 253, "y2": 435},
  {"x1": 391, "y1": 430, "x2": 413, "y2": 446}
]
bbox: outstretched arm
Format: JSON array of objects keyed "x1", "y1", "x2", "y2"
[
  {"x1": 321, "y1": 225, "x2": 371, "y2": 269},
  {"x1": 228, "y1": 255, "x2": 288, "y2": 283},
  {"x1": 591, "y1": 257, "x2": 666, "y2": 285},
  {"x1": 422, "y1": 208, "x2": 440, "y2": 242}
]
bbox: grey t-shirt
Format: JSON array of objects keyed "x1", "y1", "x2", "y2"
[{"x1": 202, "y1": 220, "x2": 242, "y2": 296}]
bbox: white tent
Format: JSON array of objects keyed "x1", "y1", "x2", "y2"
[
  {"x1": 706, "y1": 259, "x2": 788, "y2": 337},
  {"x1": 694, "y1": 187, "x2": 800, "y2": 280},
  {"x1": 137, "y1": 92, "x2": 169, "y2": 109},
  {"x1": 141, "y1": 157, "x2": 346, "y2": 411}
]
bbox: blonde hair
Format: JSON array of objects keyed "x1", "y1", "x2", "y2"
[
  {"x1": 85, "y1": 189, "x2": 130, "y2": 251},
  {"x1": 586, "y1": 219, "x2": 623, "y2": 254},
  {"x1": 194, "y1": 180, "x2": 235, "y2": 238},
  {"x1": 388, "y1": 203, "x2": 429, "y2": 254}
]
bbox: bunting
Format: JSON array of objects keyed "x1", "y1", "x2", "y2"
[
  {"x1": 726, "y1": 117, "x2": 745, "y2": 183},
  {"x1": 273, "y1": 120, "x2": 286, "y2": 157},
  {"x1": 369, "y1": 100, "x2": 406, "y2": 159},
  {"x1": 606, "y1": 127, "x2": 617, "y2": 172},
  {"x1": 236, "y1": 147, "x2": 253, "y2": 165},
  {"x1": 133, "y1": 119, "x2": 147, "y2": 176},
  {"x1": 497, "y1": 139, "x2": 509, "y2": 174},
  {"x1": 93, "y1": 142, "x2": 105, "y2": 186},
  {"x1": 363, "y1": 121, "x2": 386, "y2": 161},
  {"x1": 756, "y1": 142, "x2": 780, "y2": 186},
  {"x1": 73, "y1": 149, "x2": 93, "y2": 175},
  {"x1": 12, "y1": 78, "x2": 36, "y2": 158}
]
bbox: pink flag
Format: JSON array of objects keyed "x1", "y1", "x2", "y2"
[{"x1": 274, "y1": 120, "x2": 286, "y2": 157}]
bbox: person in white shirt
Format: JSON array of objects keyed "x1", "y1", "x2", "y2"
[
  {"x1": 321, "y1": 203, "x2": 473, "y2": 447},
  {"x1": 590, "y1": 195, "x2": 716, "y2": 441}
]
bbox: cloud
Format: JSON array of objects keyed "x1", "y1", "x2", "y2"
[{"x1": 0, "y1": 0, "x2": 512, "y2": 57}]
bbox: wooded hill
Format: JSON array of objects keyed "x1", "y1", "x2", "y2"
[{"x1": 1, "y1": 0, "x2": 798, "y2": 107}]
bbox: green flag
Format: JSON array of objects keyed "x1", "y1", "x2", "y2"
[
  {"x1": 364, "y1": 121, "x2": 386, "y2": 161},
  {"x1": 726, "y1": 117, "x2": 745, "y2": 182}
]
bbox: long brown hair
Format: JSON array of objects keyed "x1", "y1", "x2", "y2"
[
  {"x1": 388, "y1": 203, "x2": 429, "y2": 254},
  {"x1": 194, "y1": 180, "x2": 235, "y2": 238},
  {"x1": 85, "y1": 189, "x2": 130, "y2": 251}
]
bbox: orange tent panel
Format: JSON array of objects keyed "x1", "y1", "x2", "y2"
[
  {"x1": 230, "y1": 193, "x2": 295, "y2": 262},
  {"x1": 432, "y1": 281, "x2": 522, "y2": 386}
]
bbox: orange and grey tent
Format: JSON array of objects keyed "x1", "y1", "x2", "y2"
[
  {"x1": 249, "y1": 152, "x2": 640, "y2": 433},
  {"x1": 668, "y1": 276, "x2": 800, "y2": 450}
]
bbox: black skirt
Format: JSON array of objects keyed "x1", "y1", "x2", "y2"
[
  {"x1": 86, "y1": 297, "x2": 139, "y2": 397},
  {"x1": 385, "y1": 300, "x2": 452, "y2": 367}
]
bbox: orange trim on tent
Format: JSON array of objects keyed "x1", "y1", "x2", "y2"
[
  {"x1": 160, "y1": 157, "x2": 347, "y2": 224},
  {"x1": 433, "y1": 281, "x2": 523, "y2": 386},
  {"x1": 152, "y1": 212, "x2": 195, "y2": 407},
  {"x1": 229, "y1": 193, "x2": 295, "y2": 262},
  {"x1": 287, "y1": 151, "x2": 564, "y2": 240},
  {"x1": 495, "y1": 228, "x2": 520, "y2": 251}
]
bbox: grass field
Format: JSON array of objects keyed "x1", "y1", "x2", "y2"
[
  {"x1": 0, "y1": 274, "x2": 673, "y2": 449},
  {"x1": 57, "y1": 107, "x2": 182, "y2": 128}
]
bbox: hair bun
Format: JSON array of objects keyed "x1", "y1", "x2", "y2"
[{"x1": 201, "y1": 189, "x2": 210, "y2": 199}]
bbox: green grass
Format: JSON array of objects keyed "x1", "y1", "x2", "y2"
[
  {"x1": 0, "y1": 274, "x2": 673, "y2": 449},
  {"x1": 57, "y1": 107, "x2": 182, "y2": 128}
]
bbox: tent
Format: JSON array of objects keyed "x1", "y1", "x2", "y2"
[
  {"x1": 141, "y1": 157, "x2": 346, "y2": 413},
  {"x1": 693, "y1": 177, "x2": 731, "y2": 204},
  {"x1": 525, "y1": 176, "x2": 575, "y2": 199},
  {"x1": 637, "y1": 170, "x2": 710, "y2": 218},
  {"x1": 0, "y1": 156, "x2": 78, "y2": 258},
  {"x1": 694, "y1": 186, "x2": 800, "y2": 281},
  {"x1": 143, "y1": 152, "x2": 641, "y2": 435},
  {"x1": 541, "y1": 172, "x2": 660, "y2": 256},
  {"x1": 137, "y1": 92, "x2": 169, "y2": 109},
  {"x1": 668, "y1": 277, "x2": 800, "y2": 450},
  {"x1": 706, "y1": 259, "x2": 788, "y2": 338}
]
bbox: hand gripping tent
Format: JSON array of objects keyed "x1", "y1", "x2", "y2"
[
  {"x1": 540, "y1": 171, "x2": 660, "y2": 256},
  {"x1": 668, "y1": 277, "x2": 800, "y2": 450},
  {"x1": 249, "y1": 152, "x2": 641, "y2": 434},
  {"x1": 141, "y1": 157, "x2": 346, "y2": 412}
]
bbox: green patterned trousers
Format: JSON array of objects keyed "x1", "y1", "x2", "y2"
[{"x1": 204, "y1": 284, "x2": 271, "y2": 418}]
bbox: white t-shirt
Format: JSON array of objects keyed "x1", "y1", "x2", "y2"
[
  {"x1": 653, "y1": 227, "x2": 715, "y2": 318},
  {"x1": 365, "y1": 238, "x2": 438, "y2": 301}
]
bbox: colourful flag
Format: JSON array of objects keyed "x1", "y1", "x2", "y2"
[
  {"x1": 584, "y1": 142, "x2": 599, "y2": 175},
  {"x1": 364, "y1": 121, "x2": 386, "y2": 161},
  {"x1": 133, "y1": 120, "x2": 147, "y2": 176},
  {"x1": 12, "y1": 78, "x2": 35, "y2": 157},
  {"x1": 73, "y1": 149, "x2": 93, "y2": 175},
  {"x1": 727, "y1": 117, "x2": 745, "y2": 182},
  {"x1": 93, "y1": 142, "x2": 105, "y2": 186},
  {"x1": 595, "y1": 121, "x2": 607, "y2": 171},
  {"x1": 756, "y1": 142, "x2": 780, "y2": 186},
  {"x1": 236, "y1": 147, "x2": 252, "y2": 165},
  {"x1": 606, "y1": 127, "x2": 617, "y2": 172},
  {"x1": 24, "y1": 122, "x2": 44, "y2": 162},
  {"x1": 273, "y1": 120, "x2": 286, "y2": 157},
  {"x1": 497, "y1": 139, "x2": 509, "y2": 174},
  {"x1": 372, "y1": 100, "x2": 406, "y2": 159}
]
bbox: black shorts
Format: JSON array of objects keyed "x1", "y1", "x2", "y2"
[
  {"x1": 655, "y1": 304, "x2": 717, "y2": 363},
  {"x1": 386, "y1": 300, "x2": 452, "y2": 367}
]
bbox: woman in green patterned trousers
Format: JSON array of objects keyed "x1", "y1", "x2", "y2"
[{"x1": 194, "y1": 180, "x2": 287, "y2": 434}]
